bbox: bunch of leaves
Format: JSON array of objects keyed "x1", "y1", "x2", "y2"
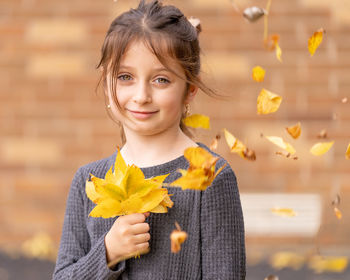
[
  {"x1": 170, "y1": 146, "x2": 226, "y2": 191},
  {"x1": 86, "y1": 149, "x2": 173, "y2": 218}
]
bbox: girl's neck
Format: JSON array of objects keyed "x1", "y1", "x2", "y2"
[{"x1": 120, "y1": 128, "x2": 197, "y2": 168}]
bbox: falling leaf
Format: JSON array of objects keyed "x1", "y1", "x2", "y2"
[
  {"x1": 310, "y1": 141, "x2": 334, "y2": 156},
  {"x1": 334, "y1": 207, "x2": 342, "y2": 219},
  {"x1": 170, "y1": 147, "x2": 226, "y2": 191},
  {"x1": 210, "y1": 133, "x2": 221, "y2": 151},
  {"x1": 86, "y1": 149, "x2": 173, "y2": 218},
  {"x1": 341, "y1": 97, "x2": 348, "y2": 104},
  {"x1": 271, "y1": 207, "x2": 297, "y2": 217},
  {"x1": 317, "y1": 129, "x2": 327, "y2": 139},
  {"x1": 286, "y1": 122, "x2": 301, "y2": 139},
  {"x1": 332, "y1": 194, "x2": 341, "y2": 206},
  {"x1": 270, "y1": 252, "x2": 305, "y2": 270},
  {"x1": 257, "y1": 89, "x2": 282, "y2": 115},
  {"x1": 170, "y1": 222, "x2": 188, "y2": 253},
  {"x1": 308, "y1": 255, "x2": 348, "y2": 273},
  {"x1": 275, "y1": 151, "x2": 298, "y2": 160},
  {"x1": 182, "y1": 114, "x2": 210, "y2": 130},
  {"x1": 21, "y1": 232, "x2": 57, "y2": 261},
  {"x1": 345, "y1": 143, "x2": 350, "y2": 159},
  {"x1": 243, "y1": 6, "x2": 266, "y2": 22},
  {"x1": 188, "y1": 17, "x2": 202, "y2": 33},
  {"x1": 266, "y1": 136, "x2": 296, "y2": 155},
  {"x1": 264, "y1": 275, "x2": 279, "y2": 280},
  {"x1": 224, "y1": 128, "x2": 256, "y2": 161},
  {"x1": 264, "y1": 34, "x2": 282, "y2": 62},
  {"x1": 252, "y1": 66, "x2": 266, "y2": 82},
  {"x1": 308, "y1": 28, "x2": 325, "y2": 56}
]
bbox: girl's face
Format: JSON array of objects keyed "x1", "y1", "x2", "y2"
[{"x1": 106, "y1": 40, "x2": 197, "y2": 137}]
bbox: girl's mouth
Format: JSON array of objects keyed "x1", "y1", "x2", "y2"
[{"x1": 127, "y1": 109, "x2": 159, "y2": 120}]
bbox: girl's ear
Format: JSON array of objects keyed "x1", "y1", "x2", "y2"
[{"x1": 185, "y1": 84, "x2": 199, "y2": 103}]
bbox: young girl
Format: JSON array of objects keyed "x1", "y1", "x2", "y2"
[{"x1": 53, "y1": 1, "x2": 245, "y2": 279}]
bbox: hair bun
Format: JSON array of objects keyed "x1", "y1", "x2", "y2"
[{"x1": 188, "y1": 17, "x2": 202, "y2": 35}]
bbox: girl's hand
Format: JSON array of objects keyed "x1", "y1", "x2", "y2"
[{"x1": 104, "y1": 212, "x2": 150, "y2": 265}]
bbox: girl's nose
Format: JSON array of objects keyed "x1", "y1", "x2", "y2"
[{"x1": 132, "y1": 82, "x2": 152, "y2": 104}]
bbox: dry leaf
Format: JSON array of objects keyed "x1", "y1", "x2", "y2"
[
  {"x1": 310, "y1": 141, "x2": 334, "y2": 156},
  {"x1": 257, "y1": 89, "x2": 282, "y2": 114},
  {"x1": 345, "y1": 143, "x2": 350, "y2": 160},
  {"x1": 275, "y1": 151, "x2": 298, "y2": 160},
  {"x1": 271, "y1": 207, "x2": 297, "y2": 217},
  {"x1": 264, "y1": 275, "x2": 279, "y2": 280},
  {"x1": 308, "y1": 255, "x2": 348, "y2": 273},
  {"x1": 252, "y1": 66, "x2": 266, "y2": 82},
  {"x1": 170, "y1": 222, "x2": 188, "y2": 253},
  {"x1": 264, "y1": 34, "x2": 282, "y2": 62},
  {"x1": 170, "y1": 147, "x2": 226, "y2": 191},
  {"x1": 286, "y1": 122, "x2": 301, "y2": 139},
  {"x1": 317, "y1": 129, "x2": 327, "y2": 139},
  {"x1": 334, "y1": 207, "x2": 342, "y2": 220},
  {"x1": 266, "y1": 136, "x2": 296, "y2": 155},
  {"x1": 210, "y1": 133, "x2": 221, "y2": 151},
  {"x1": 188, "y1": 17, "x2": 201, "y2": 33},
  {"x1": 86, "y1": 149, "x2": 173, "y2": 218},
  {"x1": 243, "y1": 6, "x2": 266, "y2": 22},
  {"x1": 182, "y1": 114, "x2": 210, "y2": 130},
  {"x1": 270, "y1": 252, "x2": 305, "y2": 270},
  {"x1": 308, "y1": 28, "x2": 325, "y2": 56},
  {"x1": 224, "y1": 128, "x2": 256, "y2": 161}
]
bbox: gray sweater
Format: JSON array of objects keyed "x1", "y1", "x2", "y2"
[{"x1": 53, "y1": 143, "x2": 246, "y2": 279}]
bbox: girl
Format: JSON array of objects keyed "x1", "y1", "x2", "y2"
[{"x1": 53, "y1": 1, "x2": 246, "y2": 279}]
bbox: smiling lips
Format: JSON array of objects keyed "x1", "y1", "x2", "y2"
[{"x1": 127, "y1": 109, "x2": 159, "y2": 120}]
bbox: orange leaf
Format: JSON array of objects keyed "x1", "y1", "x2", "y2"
[
  {"x1": 345, "y1": 143, "x2": 350, "y2": 160},
  {"x1": 170, "y1": 222, "x2": 188, "y2": 253},
  {"x1": 252, "y1": 66, "x2": 266, "y2": 82},
  {"x1": 286, "y1": 122, "x2": 301, "y2": 139},
  {"x1": 308, "y1": 28, "x2": 325, "y2": 56}
]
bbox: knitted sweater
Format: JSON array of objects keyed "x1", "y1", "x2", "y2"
[{"x1": 53, "y1": 143, "x2": 246, "y2": 280}]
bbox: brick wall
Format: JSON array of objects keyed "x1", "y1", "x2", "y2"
[{"x1": 0, "y1": 0, "x2": 349, "y2": 265}]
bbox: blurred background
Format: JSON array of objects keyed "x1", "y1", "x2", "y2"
[{"x1": 0, "y1": 0, "x2": 349, "y2": 279}]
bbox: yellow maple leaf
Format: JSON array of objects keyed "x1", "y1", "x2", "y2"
[
  {"x1": 170, "y1": 147, "x2": 226, "y2": 191},
  {"x1": 257, "y1": 89, "x2": 282, "y2": 114},
  {"x1": 86, "y1": 149, "x2": 173, "y2": 218},
  {"x1": 308, "y1": 28, "x2": 325, "y2": 56},
  {"x1": 182, "y1": 114, "x2": 210, "y2": 129},
  {"x1": 310, "y1": 141, "x2": 334, "y2": 156},
  {"x1": 345, "y1": 143, "x2": 350, "y2": 160},
  {"x1": 266, "y1": 136, "x2": 296, "y2": 155},
  {"x1": 271, "y1": 207, "x2": 297, "y2": 217},
  {"x1": 308, "y1": 255, "x2": 348, "y2": 273},
  {"x1": 286, "y1": 122, "x2": 301, "y2": 139},
  {"x1": 223, "y1": 128, "x2": 256, "y2": 161},
  {"x1": 252, "y1": 66, "x2": 266, "y2": 82},
  {"x1": 170, "y1": 222, "x2": 188, "y2": 253},
  {"x1": 270, "y1": 252, "x2": 305, "y2": 270}
]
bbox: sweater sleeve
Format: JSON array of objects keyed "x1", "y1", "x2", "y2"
[
  {"x1": 200, "y1": 163, "x2": 246, "y2": 280},
  {"x1": 52, "y1": 167, "x2": 125, "y2": 280}
]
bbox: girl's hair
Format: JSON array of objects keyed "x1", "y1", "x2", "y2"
[{"x1": 95, "y1": 0, "x2": 216, "y2": 143}]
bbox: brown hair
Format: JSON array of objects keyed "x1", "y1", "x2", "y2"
[{"x1": 95, "y1": 0, "x2": 217, "y2": 143}]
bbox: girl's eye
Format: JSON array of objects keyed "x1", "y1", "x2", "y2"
[
  {"x1": 118, "y1": 74, "x2": 132, "y2": 81},
  {"x1": 155, "y1": 77, "x2": 170, "y2": 84}
]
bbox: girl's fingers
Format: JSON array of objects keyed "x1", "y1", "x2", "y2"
[
  {"x1": 123, "y1": 213, "x2": 146, "y2": 225},
  {"x1": 135, "y1": 242, "x2": 150, "y2": 253},
  {"x1": 133, "y1": 233, "x2": 151, "y2": 244},
  {"x1": 131, "y1": 222, "x2": 150, "y2": 235}
]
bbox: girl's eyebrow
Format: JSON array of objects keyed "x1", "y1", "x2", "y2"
[{"x1": 119, "y1": 65, "x2": 171, "y2": 73}]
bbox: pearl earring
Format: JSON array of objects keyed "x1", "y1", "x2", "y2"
[
  {"x1": 184, "y1": 103, "x2": 191, "y2": 117},
  {"x1": 107, "y1": 104, "x2": 111, "y2": 109}
]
